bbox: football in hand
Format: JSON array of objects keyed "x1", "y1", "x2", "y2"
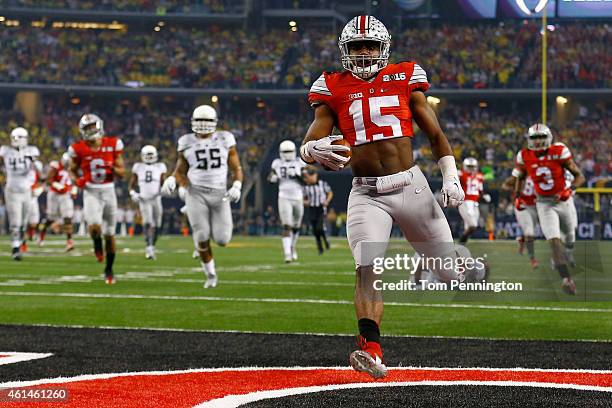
[{"x1": 331, "y1": 137, "x2": 352, "y2": 160}]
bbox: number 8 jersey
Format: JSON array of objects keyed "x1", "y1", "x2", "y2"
[
  {"x1": 515, "y1": 142, "x2": 572, "y2": 196},
  {"x1": 177, "y1": 130, "x2": 236, "y2": 189},
  {"x1": 308, "y1": 62, "x2": 429, "y2": 146},
  {"x1": 68, "y1": 136, "x2": 124, "y2": 188}
]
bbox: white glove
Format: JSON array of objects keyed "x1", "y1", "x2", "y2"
[
  {"x1": 161, "y1": 176, "x2": 177, "y2": 197},
  {"x1": 32, "y1": 186, "x2": 44, "y2": 197},
  {"x1": 51, "y1": 181, "x2": 65, "y2": 191},
  {"x1": 178, "y1": 186, "x2": 187, "y2": 201},
  {"x1": 70, "y1": 186, "x2": 78, "y2": 197},
  {"x1": 482, "y1": 193, "x2": 491, "y2": 203},
  {"x1": 441, "y1": 176, "x2": 465, "y2": 208},
  {"x1": 225, "y1": 180, "x2": 242, "y2": 203},
  {"x1": 438, "y1": 155, "x2": 465, "y2": 208},
  {"x1": 300, "y1": 135, "x2": 350, "y2": 171},
  {"x1": 129, "y1": 190, "x2": 140, "y2": 202},
  {"x1": 268, "y1": 172, "x2": 279, "y2": 183}
]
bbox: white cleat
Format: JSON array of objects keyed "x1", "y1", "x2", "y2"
[
  {"x1": 192, "y1": 250, "x2": 199, "y2": 259},
  {"x1": 204, "y1": 274, "x2": 217, "y2": 288},
  {"x1": 284, "y1": 254, "x2": 292, "y2": 264},
  {"x1": 291, "y1": 249, "x2": 298, "y2": 261},
  {"x1": 145, "y1": 246, "x2": 156, "y2": 260},
  {"x1": 349, "y1": 350, "x2": 388, "y2": 379}
]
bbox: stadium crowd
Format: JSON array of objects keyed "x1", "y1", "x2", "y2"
[
  {"x1": 0, "y1": 22, "x2": 610, "y2": 89},
  {"x1": 0, "y1": 0, "x2": 241, "y2": 13}
]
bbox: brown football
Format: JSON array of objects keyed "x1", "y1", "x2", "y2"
[{"x1": 331, "y1": 137, "x2": 352, "y2": 159}]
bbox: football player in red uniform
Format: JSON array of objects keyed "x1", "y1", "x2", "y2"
[
  {"x1": 40, "y1": 153, "x2": 77, "y2": 251},
  {"x1": 457, "y1": 157, "x2": 491, "y2": 244},
  {"x1": 301, "y1": 16, "x2": 487, "y2": 379},
  {"x1": 68, "y1": 113, "x2": 125, "y2": 284},
  {"x1": 502, "y1": 173, "x2": 540, "y2": 269},
  {"x1": 513, "y1": 124, "x2": 584, "y2": 294}
]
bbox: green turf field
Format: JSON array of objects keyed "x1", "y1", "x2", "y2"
[{"x1": 0, "y1": 235, "x2": 610, "y2": 341}]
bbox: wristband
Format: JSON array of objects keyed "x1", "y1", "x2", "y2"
[{"x1": 438, "y1": 155, "x2": 459, "y2": 179}]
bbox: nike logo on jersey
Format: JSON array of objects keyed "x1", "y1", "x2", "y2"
[{"x1": 415, "y1": 186, "x2": 428, "y2": 194}]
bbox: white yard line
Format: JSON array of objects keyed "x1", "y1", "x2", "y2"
[{"x1": 1, "y1": 291, "x2": 612, "y2": 313}]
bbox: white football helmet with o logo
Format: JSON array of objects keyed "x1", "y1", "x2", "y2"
[
  {"x1": 78, "y1": 113, "x2": 104, "y2": 141},
  {"x1": 526, "y1": 123, "x2": 553, "y2": 151},
  {"x1": 141, "y1": 145, "x2": 158, "y2": 164},
  {"x1": 279, "y1": 140, "x2": 296, "y2": 161},
  {"x1": 10, "y1": 127, "x2": 28, "y2": 148},
  {"x1": 339, "y1": 15, "x2": 391, "y2": 79},
  {"x1": 191, "y1": 105, "x2": 218, "y2": 135}
]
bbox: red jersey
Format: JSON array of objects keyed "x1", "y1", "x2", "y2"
[
  {"x1": 520, "y1": 176, "x2": 536, "y2": 206},
  {"x1": 458, "y1": 170, "x2": 484, "y2": 202},
  {"x1": 48, "y1": 160, "x2": 73, "y2": 194},
  {"x1": 516, "y1": 143, "x2": 571, "y2": 197},
  {"x1": 68, "y1": 136, "x2": 124, "y2": 188},
  {"x1": 308, "y1": 62, "x2": 429, "y2": 146}
]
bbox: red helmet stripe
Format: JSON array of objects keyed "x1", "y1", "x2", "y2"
[{"x1": 359, "y1": 15, "x2": 366, "y2": 34}]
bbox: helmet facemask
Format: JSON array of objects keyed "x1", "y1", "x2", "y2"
[
  {"x1": 340, "y1": 39, "x2": 390, "y2": 79},
  {"x1": 527, "y1": 133, "x2": 552, "y2": 151}
]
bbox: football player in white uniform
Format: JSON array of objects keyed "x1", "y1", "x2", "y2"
[
  {"x1": 129, "y1": 145, "x2": 167, "y2": 260},
  {"x1": 26, "y1": 160, "x2": 44, "y2": 246},
  {"x1": 269, "y1": 140, "x2": 306, "y2": 262},
  {"x1": 162, "y1": 105, "x2": 243, "y2": 288},
  {"x1": 0, "y1": 127, "x2": 40, "y2": 260}
]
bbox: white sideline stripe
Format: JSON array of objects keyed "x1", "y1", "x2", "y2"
[
  {"x1": 3, "y1": 366, "x2": 612, "y2": 389},
  {"x1": 0, "y1": 352, "x2": 53, "y2": 366},
  {"x1": 196, "y1": 380, "x2": 612, "y2": 407},
  {"x1": 10, "y1": 323, "x2": 612, "y2": 343},
  {"x1": 1, "y1": 291, "x2": 612, "y2": 313}
]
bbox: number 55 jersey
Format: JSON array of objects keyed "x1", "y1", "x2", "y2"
[
  {"x1": 308, "y1": 62, "x2": 428, "y2": 146},
  {"x1": 178, "y1": 131, "x2": 236, "y2": 189},
  {"x1": 68, "y1": 136, "x2": 124, "y2": 188}
]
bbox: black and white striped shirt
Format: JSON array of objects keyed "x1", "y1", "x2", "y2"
[{"x1": 303, "y1": 180, "x2": 331, "y2": 208}]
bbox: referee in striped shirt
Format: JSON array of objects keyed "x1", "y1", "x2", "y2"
[{"x1": 303, "y1": 166, "x2": 333, "y2": 254}]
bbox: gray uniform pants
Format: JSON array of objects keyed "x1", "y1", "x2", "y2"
[
  {"x1": 4, "y1": 190, "x2": 30, "y2": 247},
  {"x1": 186, "y1": 185, "x2": 233, "y2": 248}
]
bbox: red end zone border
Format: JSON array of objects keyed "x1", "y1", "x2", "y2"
[{"x1": 1, "y1": 366, "x2": 611, "y2": 407}]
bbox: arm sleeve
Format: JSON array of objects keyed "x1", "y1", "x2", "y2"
[
  {"x1": 115, "y1": 138, "x2": 124, "y2": 154},
  {"x1": 131, "y1": 163, "x2": 139, "y2": 173},
  {"x1": 67, "y1": 145, "x2": 77, "y2": 158},
  {"x1": 224, "y1": 132, "x2": 237, "y2": 149},
  {"x1": 516, "y1": 151, "x2": 525, "y2": 166},
  {"x1": 160, "y1": 163, "x2": 168, "y2": 173},
  {"x1": 308, "y1": 73, "x2": 333, "y2": 107},
  {"x1": 408, "y1": 63, "x2": 430, "y2": 93},
  {"x1": 511, "y1": 167, "x2": 522, "y2": 178},
  {"x1": 30, "y1": 146, "x2": 40, "y2": 158}
]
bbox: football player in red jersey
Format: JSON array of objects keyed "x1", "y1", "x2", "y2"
[
  {"x1": 301, "y1": 16, "x2": 489, "y2": 379},
  {"x1": 457, "y1": 157, "x2": 491, "y2": 244},
  {"x1": 513, "y1": 124, "x2": 584, "y2": 294},
  {"x1": 40, "y1": 153, "x2": 77, "y2": 251},
  {"x1": 502, "y1": 173, "x2": 540, "y2": 269},
  {"x1": 68, "y1": 113, "x2": 125, "y2": 284}
]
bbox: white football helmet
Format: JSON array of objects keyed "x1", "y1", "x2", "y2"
[
  {"x1": 339, "y1": 15, "x2": 391, "y2": 79},
  {"x1": 61, "y1": 152, "x2": 71, "y2": 167},
  {"x1": 10, "y1": 127, "x2": 28, "y2": 148},
  {"x1": 279, "y1": 140, "x2": 296, "y2": 161},
  {"x1": 462, "y1": 157, "x2": 478, "y2": 173},
  {"x1": 78, "y1": 113, "x2": 104, "y2": 141},
  {"x1": 141, "y1": 145, "x2": 158, "y2": 164},
  {"x1": 191, "y1": 105, "x2": 217, "y2": 134},
  {"x1": 526, "y1": 123, "x2": 553, "y2": 151}
]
